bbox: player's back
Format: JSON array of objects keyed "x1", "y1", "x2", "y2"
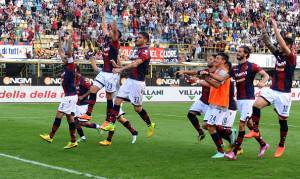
[
  {"x1": 62, "y1": 59, "x2": 77, "y2": 96},
  {"x1": 103, "y1": 39, "x2": 120, "y2": 73}
]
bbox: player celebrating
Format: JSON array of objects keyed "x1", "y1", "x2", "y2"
[
  {"x1": 175, "y1": 55, "x2": 216, "y2": 142},
  {"x1": 101, "y1": 32, "x2": 155, "y2": 139},
  {"x1": 87, "y1": 56, "x2": 138, "y2": 146},
  {"x1": 40, "y1": 30, "x2": 78, "y2": 149},
  {"x1": 79, "y1": 5, "x2": 122, "y2": 121},
  {"x1": 244, "y1": 19, "x2": 297, "y2": 158},
  {"x1": 199, "y1": 53, "x2": 232, "y2": 158},
  {"x1": 205, "y1": 45, "x2": 270, "y2": 160}
]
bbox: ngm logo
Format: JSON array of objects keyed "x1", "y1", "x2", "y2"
[
  {"x1": 3, "y1": 77, "x2": 32, "y2": 85},
  {"x1": 44, "y1": 77, "x2": 61, "y2": 85},
  {"x1": 156, "y1": 78, "x2": 180, "y2": 86}
]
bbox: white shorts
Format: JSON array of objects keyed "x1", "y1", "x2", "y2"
[
  {"x1": 189, "y1": 100, "x2": 208, "y2": 115},
  {"x1": 93, "y1": 71, "x2": 120, "y2": 93},
  {"x1": 237, "y1": 100, "x2": 255, "y2": 121},
  {"x1": 117, "y1": 78, "x2": 146, "y2": 106},
  {"x1": 204, "y1": 105, "x2": 227, "y2": 126},
  {"x1": 58, "y1": 95, "x2": 78, "y2": 115},
  {"x1": 261, "y1": 88, "x2": 292, "y2": 117},
  {"x1": 75, "y1": 105, "x2": 88, "y2": 117},
  {"x1": 221, "y1": 110, "x2": 237, "y2": 128}
]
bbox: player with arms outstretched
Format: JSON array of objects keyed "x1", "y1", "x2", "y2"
[
  {"x1": 40, "y1": 30, "x2": 78, "y2": 149},
  {"x1": 243, "y1": 19, "x2": 297, "y2": 158},
  {"x1": 101, "y1": 32, "x2": 155, "y2": 140}
]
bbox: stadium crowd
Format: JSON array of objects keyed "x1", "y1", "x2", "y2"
[{"x1": 0, "y1": 0, "x2": 299, "y2": 59}]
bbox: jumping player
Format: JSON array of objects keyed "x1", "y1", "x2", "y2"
[
  {"x1": 101, "y1": 32, "x2": 155, "y2": 139},
  {"x1": 40, "y1": 30, "x2": 78, "y2": 149},
  {"x1": 79, "y1": 5, "x2": 122, "y2": 122},
  {"x1": 244, "y1": 19, "x2": 297, "y2": 158}
]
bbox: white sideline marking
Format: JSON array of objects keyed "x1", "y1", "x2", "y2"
[{"x1": 0, "y1": 153, "x2": 106, "y2": 179}]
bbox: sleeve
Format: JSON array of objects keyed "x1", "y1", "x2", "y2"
[
  {"x1": 288, "y1": 52, "x2": 297, "y2": 66},
  {"x1": 252, "y1": 63, "x2": 262, "y2": 73}
]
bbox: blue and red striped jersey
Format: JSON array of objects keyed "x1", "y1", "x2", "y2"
[
  {"x1": 129, "y1": 46, "x2": 151, "y2": 81},
  {"x1": 229, "y1": 61, "x2": 262, "y2": 100},
  {"x1": 102, "y1": 40, "x2": 120, "y2": 73},
  {"x1": 76, "y1": 76, "x2": 91, "y2": 105},
  {"x1": 271, "y1": 51, "x2": 296, "y2": 93},
  {"x1": 61, "y1": 59, "x2": 77, "y2": 96}
]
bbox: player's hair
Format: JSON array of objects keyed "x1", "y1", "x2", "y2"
[
  {"x1": 240, "y1": 45, "x2": 251, "y2": 58},
  {"x1": 139, "y1": 32, "x2": 150, "y2": 43},
  {"x1": 284, "y1": 37, "x2": 294, "y2": 46},
  {"x1": 211, "y1": 54, "x2": 217, "y2": 58}
]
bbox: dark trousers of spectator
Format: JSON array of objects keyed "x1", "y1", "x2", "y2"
[
  {"x1": 51, "y1": 29, "x2": 57, "y2": 35},
  {"x1": 80, "y1": 39, "x2": 86, "y2": 48}
]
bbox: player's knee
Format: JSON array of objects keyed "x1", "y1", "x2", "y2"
[
  {"x1": 187, "y1": 112, "x2": 195, "y2": 119},
  {"x1": 114, "y1": 97, "x2": 123, "y2": 105},
  {"x1": 134, "y1": 106, "x2": 142, "y2": 113},
  {"x1": 254, "y1": 97, "x2": 269, "y2": 109},
  {"x1": 106, "y1": 92, "x2": 113, "y2": 99}
]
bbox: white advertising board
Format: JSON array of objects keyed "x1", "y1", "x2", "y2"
[
  {"x1": 0, "y1": 45, "x2": 33, "y2": 59},
  {"x1": 0, "y1": 86, "x2": 300, "y2": 103}
]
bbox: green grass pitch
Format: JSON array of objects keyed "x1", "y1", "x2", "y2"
[{"x1": 0, "y1": 102, "x2": 300, "y2": 178}]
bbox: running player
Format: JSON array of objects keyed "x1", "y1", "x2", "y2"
[
  {"x1": 175, "y1": 55, "x2": 216, "y2": 142},
  {"x1": 40, "y1": 30, "x2": 78, "y2": 149},
  {"x1": 244, "y1": 19, "x2": 297, "y2": 158},
  {"x1": 205, "y1": 45, "x2": 270, "y2": 160},
  {"x1": 101, "y1": 32, "x2": 155, "y2": 139},
  {"x1": 79, "y1": 5, "x2": 122, "y2": 121}
]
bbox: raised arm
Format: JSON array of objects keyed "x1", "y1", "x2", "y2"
[
  {"x1": 271, "y1": 19, "x2": 291, "y2": 55},
  {"x1": 90, "y1": 56, "x2": 100, "y2": 73},
  {"x1": 174, "y1": 70, "x2": 198, "y2": 76},
  {"x1": 113, "y1": 58, "x2": 143, "y2": 74},
  {"x1": 111, "y1": 9, "x2": 119, "y2": 41},
  {"x1": 101, "y1": 5, "x2": 108, "y2": 35},
  {"x1": 258, "y1": 19, "x2": 277, "y2": 54}
]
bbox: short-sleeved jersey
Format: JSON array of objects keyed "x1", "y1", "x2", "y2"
[
  {"x1": 271, "y1": 51, "x2": 296, "y2": 93},
  {"x1": 62, "y1": 58, "x2": 77, "y2": 96},
  {"x1": 229, "y1": 80, "x2": 237, "y2": 110},
  {"x1": 129, "y1": 46, "x2": 151, "y2": 81},
  {"x1": 229, "y1": 61, "x2": 262, "y2": 100},
  {"x1": 102, "y1": 39, "x2": 120, "y2": 73},
  {"x1": 76, "y1": 76, "x2": 91, "y2": 105}
]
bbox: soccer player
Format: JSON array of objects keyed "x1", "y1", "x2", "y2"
[
  {"x1": 73, "y1": 66, "x2": 102, "y2": 142},
  {"x1": 40, "y1": 30, "x2": 78, "y2": 149},
  {"x1": 87, "y1": 56, "x2": 138, "y2": 146},
  {"x1": 199, "y1": 53, "x2": 232, "y2": 158},
  {"x1": 205, "y1": 45, "x2": 270, "y2": 160},
  {"x1": 244, "y1": 19, "x2": 297, "y2": 158},
  {"x1": 175, "y1": 55, "x2": 216, "y2": 142},
  {"x1": 79, "y1": 6, "x2": 122, "y2": 121},
  {"x1": 100, "y1": 32, "x2": 155, "y2": 139}
]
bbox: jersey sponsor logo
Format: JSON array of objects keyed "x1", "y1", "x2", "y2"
[
  {"x1": 235, "y1": 71, "x2": 247, "y2": 77},
  {"x1": 3, "y1": 77, "x2": 32, "y2": 85}
]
